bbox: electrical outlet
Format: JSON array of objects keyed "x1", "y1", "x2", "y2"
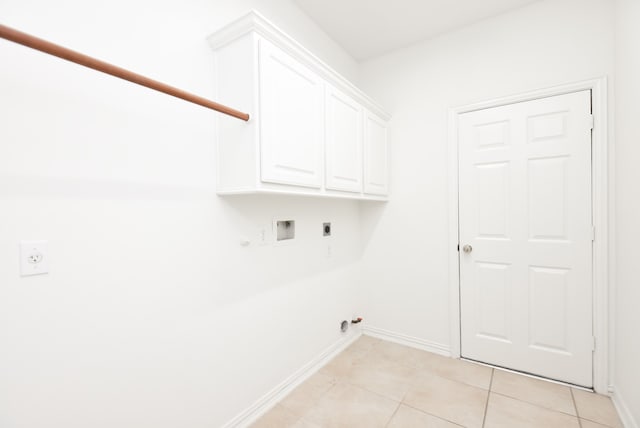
[
  {"x1": 323, "y1": 222, "x2": 331, "y2": 236},
  {"x1": 20, "y1": 240, "x2": 49, "y2": 276}
]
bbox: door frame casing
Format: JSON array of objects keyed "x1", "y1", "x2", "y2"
[{"x1": 447, "y1": 77, "x2": 610, "y2": 393}]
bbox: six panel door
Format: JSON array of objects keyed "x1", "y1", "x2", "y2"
[
  {"x1": 259, "y1": 39, "x2": 324, "y2": 188},
  {"x1": 458, "y1": 90, "x2": 593, "y2": 387}
]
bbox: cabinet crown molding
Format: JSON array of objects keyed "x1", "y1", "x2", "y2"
[{"x1": 207, "y1": 10, "x2": 391, "y2": 121}]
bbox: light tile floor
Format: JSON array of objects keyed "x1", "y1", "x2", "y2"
[{"x1": 252, "y1": 336, "x2": 623, "y2": 428}]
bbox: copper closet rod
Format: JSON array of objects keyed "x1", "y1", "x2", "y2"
[{"x1": 0, "y1": 24, "x2": 250, "y2": 121}]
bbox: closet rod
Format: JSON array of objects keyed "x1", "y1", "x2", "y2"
[{"x1": 0, "y1": 24, "x2": 250, "y2": 121}]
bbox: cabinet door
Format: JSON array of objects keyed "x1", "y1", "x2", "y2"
[
  {"x1": 259, "y1": 39, "x2": 324, "y2": 188},
  {"x1": 325, "y1": 86, "x2": 363, "y2": 192},
  {"x1": 364, "y1": 111, "x2": 389, "y2": 195}
]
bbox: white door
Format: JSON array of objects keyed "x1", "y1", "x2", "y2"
[
  {"x1": 325, "y1": 85, "x2": 363, "y2": 193},
  {"x1": 364, "y1": 111, "x2": 389, "y2": 195},
  {"x1": 259, "y1": 39, "x2": 324, "y2": 188},
  {"x1": 458, "y1": 90, "x2": 593, "y2": 387}
]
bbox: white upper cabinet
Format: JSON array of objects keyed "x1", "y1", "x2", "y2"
[
  {"x1": 364, "y1": 111, "x2": 389, "y2": 195},
  {"x1": 208, "y1": 11, "x2": 390, "y2": 201},
  {"x1": 259, "y1": 40, "x2": 324, "y2": 188},
  {"x1": 325, "y1": 85, "x2": 363, "y2": 193}
]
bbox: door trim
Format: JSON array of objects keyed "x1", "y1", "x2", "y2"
[{"x1": 447, "y1": 77, "x2": 611, "y2": 393}]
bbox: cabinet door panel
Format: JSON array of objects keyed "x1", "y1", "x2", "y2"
[
  {"x1": 364, "y1": 112, "x2": 389, "y2": 195},
  {"x1": 325, "y1": 86, "x2": 363, "y2": 192},
  {"x1": 259, "y1": 40, "x2": 323, "y2": 188}
]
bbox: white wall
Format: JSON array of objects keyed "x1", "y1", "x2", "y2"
[
  {"x1": 614, "y1": 0, "x2": 640, "y2": 425},
  {"x1": 0, "y1": 1, "x2": 363, "y2": 427},
  {"x1": 358, "y1": 0, "x2": 615, "y2": 350},
  {"x1": 3, "y1": 0, "x2": 634, "y2": 426}
]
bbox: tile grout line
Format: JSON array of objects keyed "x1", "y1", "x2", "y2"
[
  {"x1": 382, "y1": 401, "x2": 402, "y2": 428},
  {"x1": 282, "y1": 337, "x2": 598, "y2": 428},
  {"x1": 570, "y1": 389, "x2": 619, "y2": 427},
  {"x1": 482, "y1": 368, "x2": 495, "y2": 428},
  {"x1": 339, "y1": 375, "x2": 406, "y2": 404},
  {"x1": 398, "y1": 402, "x2": 466, "y2": 427},
  {"x1": 488, "y1": 390, "x2": 581, "y2": 418},
  {"x1": 570, "y1": 387, "x2": 583, "y2": 428},
  {"x1": 392, "y1": 361, "x2": 468, "y2": 427}
]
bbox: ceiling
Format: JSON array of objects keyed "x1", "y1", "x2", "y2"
[{"x1": 294, "y1": 0, "x2": 539, "y2": 61}]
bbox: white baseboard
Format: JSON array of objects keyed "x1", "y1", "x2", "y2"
[
  {"x1": 222, "y1": 329, "x2": 362, "y2": 428},
  {"x1": 362, "y1": 325, "x2": 450, "y2": 357},
  {"x1": 613, "y1": 390, "x2": 639, "y2": 428}
]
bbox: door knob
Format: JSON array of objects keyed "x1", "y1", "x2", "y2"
[{"x1": 462, "y1": 244, "x2": 473, "y2": 253}]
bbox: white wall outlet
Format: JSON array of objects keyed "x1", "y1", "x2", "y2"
[{"x1": 20, "y1": 240, "x2": 49, "y2": 276}]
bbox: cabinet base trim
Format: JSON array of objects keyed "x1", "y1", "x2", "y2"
[{"x1": 217, "y1": 188, "x2": 388, "y2": 202}]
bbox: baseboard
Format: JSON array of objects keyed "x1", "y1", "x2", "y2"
[
  {"x1": 362, "y1": 325, "x2": 450, "y2": 357},
  {"x1": 613, "y1": 389, "x2": 639, "y2": 428},
  {"x1": 221, "y1": 329, "x2": 362, "y2": 428}
]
